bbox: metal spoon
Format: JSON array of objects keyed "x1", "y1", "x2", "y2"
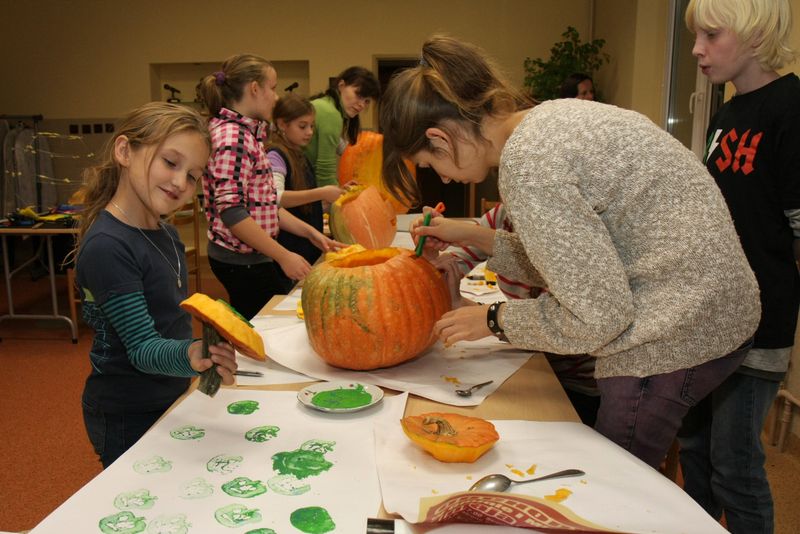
[
  {"x1": 469, "y1": 468, "x2": 586, "y2": 492},
  {"x1": 455, "y1": 380, "x2": 494, "y2": 397}
]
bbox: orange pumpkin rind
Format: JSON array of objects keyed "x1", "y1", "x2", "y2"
[
  {"x1": 180, "y1": 293, "x2": 266, "y2": 361},
  {"x1": 401, "y1": 412, "x2": 499, "y2": 463}
]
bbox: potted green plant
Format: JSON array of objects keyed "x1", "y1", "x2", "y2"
[{"x1": 524, "y1": 26, "x2": 609, "y2": 101}]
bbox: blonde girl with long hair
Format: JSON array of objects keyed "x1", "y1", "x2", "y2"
[{"x1": 75, "y1": 102, "x2": 237, "y2": 468}]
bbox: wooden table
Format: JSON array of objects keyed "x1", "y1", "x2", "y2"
[{"x1": 0, "y1": 225, "x2": 78, "y2": 341}]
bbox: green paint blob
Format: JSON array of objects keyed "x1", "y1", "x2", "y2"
[
  {"x1": 169, "y1": 425, "x2": 205, "y2": 440},
  {"x1": 272, "y1": 449, "x2": 333, "y2": 479},
  {"x1": 245, "y1": 425, "x2": 280, "y2": 443},
  {"x1": 146, "y1": 514, "x2": 190, "y2": 534},
  {"x1": 98, "y1": 511, "x2": 147, "y2": 534},
  {"x1": 214, "y1": 503, "x2": 262, "y2": 528},
  {"x1": 206, "y1": 454, "x2": 243, "y2": 474},
  {"x1": 113, "y1": 489, "x2": 157, "y2": 510},
  {"x1": 221, "y1": 476, "x2": 267, "y2": 498},
  {"x1": 311, "y1": 384, "x2": 372, "y2": 409},
  {"x1": 133, "y1": 456, "x2": 172, "y2": 474},
  {"x1": 267, "y1": 474, "x2": 311, "y2": 496},
  {"x1": 290, "y1": 506, "x2": 336, "y2": 533},
  {"x1": 178, "y1": 477, "x2": 214, "y2": 499},
  {"x1": 244, "y1": 529, "x2": 276, "y2": 534},
  {"x1": 227, "y1": 400, "x2": 260, "y2": 414}
]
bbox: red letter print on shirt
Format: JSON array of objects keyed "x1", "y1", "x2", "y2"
[{"x1": 714, "y1": 128, "x2": 763, "y2": 175}]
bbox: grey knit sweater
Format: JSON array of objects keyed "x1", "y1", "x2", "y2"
[{"x1": 489, "y1": 99, "x2": 760, "y2": 379}]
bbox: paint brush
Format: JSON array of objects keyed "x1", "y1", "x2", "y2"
[
  {"x1": 234, "y1": 370, "x2": 264, "y2": 377},
  {"x1": 414, "y1": 202, "x2": 446, "y2": 257}
]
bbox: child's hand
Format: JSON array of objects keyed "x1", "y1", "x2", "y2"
[
  {"x1": 309, "y1": 231, "x2": 346, "y2": 252},
  {"x1": 413, "y1": 213, "x2": 474, "y2": 251},
  {"x1": 319, "y1": 185, "x2": 345, "y2": 203},
  {"x1": 278, "y1": 251, "x2": 312, "y2": 281},
  {"x1": 430, "y1": 253, "x2": 466, "y2": 309},
  {"x1": 189, "y1": 341, "x2": 238, "y2": 385}
]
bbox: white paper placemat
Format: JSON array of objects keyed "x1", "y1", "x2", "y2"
[
  {"x1": 375, "y1": 419, "x2": 726, "y2": 533},
  {"x1": 32, "y1": 389, "x2": 408, "y2": 534},
  {"x1": 233, "y1": 315, "x2": 312, "y2": 385},
  {"x1": 260, "y1": 322, "x2": 532, "y2": 406}
]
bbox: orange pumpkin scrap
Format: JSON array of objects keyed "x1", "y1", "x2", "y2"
[
  {"x1": 401, "y1": 412, "x2": 500, "y2": 463},
  {"x1": 180, "y1": 293, "x2": 265, "y2": 361},
  {"x1": 301, "y1": 247, "x2": 450, "y2": 370},
  {"x1": 337, "y1": 130, "x2": 414, "y2": 214},
  {"x1": 329, "y1": 185, "x2": 398, "y2": 249}
]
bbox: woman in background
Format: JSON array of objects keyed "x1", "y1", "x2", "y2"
[
  {"x1": 559, "y1": 72, "x2": 595, "y2": 100},
  {"x1": 305, "y1": 66, "x2": 380, "y2": 187}
]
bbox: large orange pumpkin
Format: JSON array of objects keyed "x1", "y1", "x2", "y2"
[
  {"x1": 401, "y1": 412, "x2": 500, "y2": 463},
  {"x1": 301, "y1": 247, "x2": 451, "y2": 370},
  {"x1": 329, "y1": 185, "x2": 397, "y2": 249},
  {"x1": 337, "y1": 130, "x2": 414, "y2": 214}
]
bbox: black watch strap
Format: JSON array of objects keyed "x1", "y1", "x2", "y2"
[{"x1": 487, "y1": 301, "x2": 504, "y2": 336}]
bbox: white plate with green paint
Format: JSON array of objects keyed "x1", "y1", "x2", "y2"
[{"x1": 298, "y1": 381, "x2": 384, "y2": 413}]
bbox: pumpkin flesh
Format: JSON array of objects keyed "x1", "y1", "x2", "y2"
[
  {"x1": 180, "y1": 293, "x2": 266, "y2": 361},
  {"x1": 401, "y1": 412, "x2": 500, "y2": 463},
  {"x1": 301, "y1": 247, "x2": 450, "y2": 370}
]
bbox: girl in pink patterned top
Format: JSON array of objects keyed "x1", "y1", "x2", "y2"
[{"x1": 197, "y1": 54, "x2": 343, "y2": 319}]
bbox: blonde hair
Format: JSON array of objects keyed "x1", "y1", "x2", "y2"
[
  {"x1": 380, "y1": 35, "x2": 532, "y2": 205},
  {"x1": 685, "y1": 0, "x2": 797, "y2": 70},
  {"x1": 76, "y1": 102, "x2": 210, "y2": 250},
  {"x1": 197, "y1": 53, "x2": 273, "y2": 117}
]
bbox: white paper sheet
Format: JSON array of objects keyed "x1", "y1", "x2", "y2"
[
  {"x1": 375, "y1": 419, "x2": 726, "y2": 534},
  {"x1": 31, "y1": 389, "x2": 408, "y2": 534},
  {"x1": 234, "y1": 315, "x2": 312, "y2": 385},
  {"x1": 272, "y1": 288, "x2": 302, "y2": 311},
  {"x1": 260, "y1": 322, "x2": 531, "y2": 406}
]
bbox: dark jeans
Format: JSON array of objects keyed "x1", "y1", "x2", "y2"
[
  {"x1": 209, "y1": 258, "x2": 292, "y2": 320},
  {"x1": 82, "y1": 401, "x2": 164, "y2": 468},
  {"x1": 594, "y1": 345, "x2": 748, "y2": 469},
  {"x1": 678, "y1": 370, "x2": 780, "y2": 534}
]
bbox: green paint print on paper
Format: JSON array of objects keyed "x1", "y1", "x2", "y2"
[
  {"x1": 206, "y1": 454, "x2": 243, "y2": 474},
  {"x1": 214, "y1": 503, "x2": 262, "y2": 528},
  {"x1": 133, "y1": 456, "x2": 172, "y2": 474},
  {"x1": 311, "y1": 383, "x2": 372, "y2": 409},
  {"x1": 179, "y1": 477, "x2": 214, "y2": 499},
  {"x1": 300, "y1": 439, "x2": 335, "y2": 453},
  {"x1": 146, "y1": 514, "x2": 190, "y2": 534},
  {"x1": 113, "y1": 489, "x2": 157, "y2": 510},
  {"x1": 169, "y1": 425, "x2": 205, "y2": 440},
  {"x1": 98, "y1": 510, "x2": 147, "y2": 534},
  {"x1": 244, "y1": 529, "x2": 276, "y2": 534},
  {"x1": 221, "y1": 476, "x2": 268, "y2": 498},
  {"x1": 227, "y1": 400, "x2": 259, "y2": 414},
  {"x1": 290, "y1": 506, "x2": 336, "y2": 534},
  {"x1": 267, "y1": 474, "x2": 311, "y2": 496},
  {"x1": 272, "y1": 443, "x2": 334, "y2": 480},
  {"x1": 245, "y1": 425, "x2": 280, "y2": 443}
]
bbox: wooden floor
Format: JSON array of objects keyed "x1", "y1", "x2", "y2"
[{"x1": 1, "y1": 255, "x2": 799, "y2": 533}]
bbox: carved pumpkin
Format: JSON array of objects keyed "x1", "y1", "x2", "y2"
[
  {"x1": 301, "y1": 247, "x2": 451, "y2": 370},
  {"x1": 180, "y1": 293, "x2": 265, "y2": 361},
  {"x1": 401, "y1": 412, "x2": 500, "y2": 463},
  {"x1": 329, "y1": 185, "x2": 397, "y2": 249},
  {"x1": 337, "y1": 130, "x2": 414, "y2": 214}
]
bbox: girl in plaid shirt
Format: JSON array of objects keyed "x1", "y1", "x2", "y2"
[{"x1": 198, "y1": 54, "x2": 343, "y2": 319}]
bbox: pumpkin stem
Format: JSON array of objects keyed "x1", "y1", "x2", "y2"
[{"x1": 422, "y1": 416, "x2": 457, "y2": 436}]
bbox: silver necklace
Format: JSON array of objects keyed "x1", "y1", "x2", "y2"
[{"x1": 110, "y1": 201, "x2": 183, "y2": 288}]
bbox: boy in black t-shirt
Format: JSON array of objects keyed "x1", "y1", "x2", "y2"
[{"x1": 681, "y1": 1, "x2": 800, "y2": 532}]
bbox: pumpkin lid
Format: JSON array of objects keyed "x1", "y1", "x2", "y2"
[
  {"x1": 180, "y1": 293, "x2": 266, "y2": 361},
  {"x1": 401, "y1": 412, "x2": 500, "y2": 447}
]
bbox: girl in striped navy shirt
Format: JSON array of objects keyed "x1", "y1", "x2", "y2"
[{"x1": 75, "y1": 102, "x2": 238, "y2": 468}]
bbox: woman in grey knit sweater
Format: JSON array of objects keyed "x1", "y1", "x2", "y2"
[{"x1": 380, "y1": 36, "x2": 760, "y2": 469}]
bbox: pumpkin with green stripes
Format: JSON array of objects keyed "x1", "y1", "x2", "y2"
[{"x1": 301, "y1": 247, "x2": 451, "y2": 370}]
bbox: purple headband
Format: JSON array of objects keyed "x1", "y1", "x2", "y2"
[{"x1": 214, "y1": 71, "x2": 226, "y2": 86}]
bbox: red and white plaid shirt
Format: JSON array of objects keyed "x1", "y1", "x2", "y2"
[{"x1": 204, "y1": 108, "x2": 278, "y2": 254}]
